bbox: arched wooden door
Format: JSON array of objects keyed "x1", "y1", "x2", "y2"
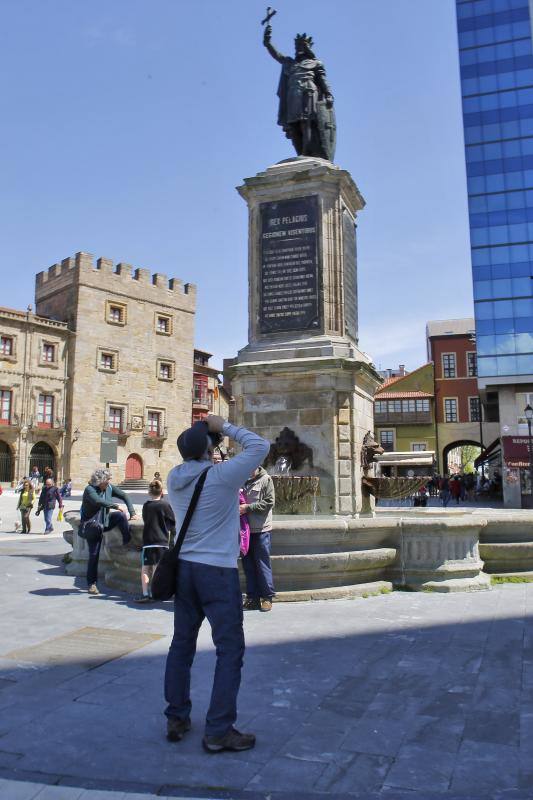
[{"x1": 125, "y1": 453, "x2": 143, "y2": 480}]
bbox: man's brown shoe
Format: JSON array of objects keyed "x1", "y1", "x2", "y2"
[
  {"x1": 166, "y1": 716, "x2": 191, "y2": 742},
  {"x1": 243, "y1": 597, "x2": 260, "y2": 610},
  {"x1": 88, "y1": 584, "x2": 99, "y2": 596},
  {"x1": 260, "y1": 598, "x2": 273, "y2": 612},
  {"x1": 203, "y1": 727, "x2": 256, "y2": 753}
]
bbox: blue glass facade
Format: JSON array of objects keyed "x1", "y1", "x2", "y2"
[{"x1": 457, "y1": 0, "x2": 533, "y2": 379}]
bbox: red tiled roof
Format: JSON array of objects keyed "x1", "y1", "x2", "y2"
[
  {"x1": 376, "y1": 390, "x2": 433, "y2": 399},
  {"x1": 380, "y1": 376, "x2": 404, "y2": 389}
]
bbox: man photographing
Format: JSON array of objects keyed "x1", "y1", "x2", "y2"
[{"x1": 164, "y1": 414, "x2": 270, "y2": 753}]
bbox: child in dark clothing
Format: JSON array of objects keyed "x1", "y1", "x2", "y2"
[{"x1": 135, "y1": 480, "x2": 176, "y2": 603}]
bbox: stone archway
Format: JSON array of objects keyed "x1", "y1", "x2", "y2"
[
  {"x1": 125, "y1": 453, "x2": 143, "y2": 480},
  {"x1": 443, "y1": 440, "x2": 481, "y2": 474},
  {"x1": 0, "y1": 441, "x2": 13, "y2": 483},
  {"x1": 29, "y1": 441, "x2": 56, "y2": 477}
]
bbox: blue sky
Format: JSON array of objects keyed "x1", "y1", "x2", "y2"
[{"x1": 0, "y1": 0, "x2": 471, "y2": 372}]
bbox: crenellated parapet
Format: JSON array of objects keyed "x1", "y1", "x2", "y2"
[{"x1": 35, "y1": 251, "x2": 196, "y2": 312}]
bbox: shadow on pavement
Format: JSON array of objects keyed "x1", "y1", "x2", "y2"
[{"x1": 0, "y1": 596, "x2": 531, "y2": 799}]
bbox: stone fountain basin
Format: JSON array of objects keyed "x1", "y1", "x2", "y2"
[{"x1": 62, "y1": 509, "x2": 533, "y2": 599}]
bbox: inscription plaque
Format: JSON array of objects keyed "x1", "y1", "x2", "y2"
[
  {"x1": 260, "y1": 196, "x2": 320, "y2": 333},
  {"x1": 342, "y1": 209, "x2": 358, "y2": 343}
]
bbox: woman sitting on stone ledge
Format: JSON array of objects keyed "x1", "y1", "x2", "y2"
[{"x1": 80, "y1": 468, "x2": 139, "y2": 596}]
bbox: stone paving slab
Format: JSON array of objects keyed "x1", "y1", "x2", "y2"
[{"x1": 3, "y1": 491, "x2": 533, "y2": 798}]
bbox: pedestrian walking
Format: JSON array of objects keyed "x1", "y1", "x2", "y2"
[
  {"x1": 164, "y1": 415, "x2": 269, "y2": 753},
  {"x1": 440, "y1": 475, "x2": 451, "y2": 507},
  {"x1": 17, "y1": 479, "x2": 35, "y2": 533},
  {"x1": 241, "y1": 466, "x2": 276, "y2": 612},
  {"x1": 450, "y1": 475, "x2": 461, "y2": 505},
  {"x1": 134, "y1": 479, "x2": 176, "y2": 603},
  {"x1": 80, "y1": 469, "x2": 138, "y2": 595},
  {"x1": 30, "y1": 466, "x2": 41, "y2": 492},
  {"x1": 36, "y1": 478, "x2": 63, "y2": 533}
]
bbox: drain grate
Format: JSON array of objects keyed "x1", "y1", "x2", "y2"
[{"x1": 3, "y1": 626, "x2": 163, "y2": 668}]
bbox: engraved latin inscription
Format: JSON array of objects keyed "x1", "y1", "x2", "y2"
[{"x1": 260, "y1": 196, "x2": 320, "y2": 333}]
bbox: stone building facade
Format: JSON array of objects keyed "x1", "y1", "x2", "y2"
[
  {"x1": 0, "y1": 306, "x2": 71, "y2": 483},
  {"x1": 0, "y1": 251, "x2": 196, "y2": 486}
]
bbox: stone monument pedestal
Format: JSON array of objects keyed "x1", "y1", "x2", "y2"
[{"x1": 228, "y1": 157, "x2": 381, "y2": 514}]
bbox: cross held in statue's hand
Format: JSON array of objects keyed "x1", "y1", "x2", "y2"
[{"x1": 261, "y1": 7, "x2": 277, "y2": 26}]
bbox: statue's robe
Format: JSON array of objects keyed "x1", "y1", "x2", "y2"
[{"x1": 276, "y1": 56, "x2": 336, "y2": 162}]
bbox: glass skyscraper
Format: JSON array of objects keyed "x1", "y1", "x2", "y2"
[{"x1": 456, "y1": 0, "x2": 533, "y2": 381}]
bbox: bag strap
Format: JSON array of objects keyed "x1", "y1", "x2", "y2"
[{"x1": 173, "y1": 466, "x2": 211, "y2": 556}]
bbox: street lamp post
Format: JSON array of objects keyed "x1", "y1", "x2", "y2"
[{"x1": 525, "y1": 404, "x2": 533, "y2": 508}]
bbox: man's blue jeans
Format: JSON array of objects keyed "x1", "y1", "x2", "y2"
[
  {"x1": 43, "y1": 508, "x2": 54, "y2": 532},
  {"x1": 164, "y1": 559, "x2": 245, "y2": 737},
  {"x1": 242, "y1": 531, "x2": 275, "y2": 599},
  {"x1": 85, "y1": 511, "x2": 131, "y2": 586}
]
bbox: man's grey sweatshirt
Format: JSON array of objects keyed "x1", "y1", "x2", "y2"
[{"x1": 166, "y1": 422, "x2": 270, "y2": 568}]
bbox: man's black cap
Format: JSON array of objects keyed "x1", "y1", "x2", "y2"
[{"x1": 177, "y1": 421, "x2": 210, "y2": 460}]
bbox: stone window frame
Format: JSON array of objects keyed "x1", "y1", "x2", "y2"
[
  {"x1": 0, "y1": 333, "x2": 17, "y2": 363},
  {"x1": 410, "y1": 442, "x2": 427, "y2": 452},
  {"x1": 106, "y1": 300, "x2": 127, "y2": 327},
  {"x1": 105, "y1": 401, "x2": 128, "y2": 433},
  {"x1": 146, "y1": 407, "x2": 165, "y2": 436},
  {"x1": 0, "y1": 387, "x2": 13, "y2": 425},
  {"x1": 441, "y1": 352, "x2": 457, "y2": 379},
  {"x1": 37, "y1": 392, "x2": 55, "y2": 428},
  {"x1": 97, "y1": 347, "x2": 119, "y2": 374},
  {"x1": 157, "y1": 358, "x2": 175, "y2": 382},
  {"x1": 443, "y1": 396, "x2": 459, "y2": 423},
  {"x1": 30, "y1": 385, "x2": 61, "y2": 429},
  {"x1": 155, "y1": 312, "x2": 173, "y2": 336},
  {"x1": 40, "y1": 338, "x2": 60, "y2": 369}
]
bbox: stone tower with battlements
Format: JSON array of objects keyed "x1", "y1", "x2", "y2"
[{"x1": 34, "y1": 251, "x2": 196, "y2": 485}]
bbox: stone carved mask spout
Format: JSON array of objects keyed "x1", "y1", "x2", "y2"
[{"x1": 266, "y1": 427, "x2": 314, "y2": 472}]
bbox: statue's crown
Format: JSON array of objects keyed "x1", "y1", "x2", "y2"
[{"x1": 295, "y1": 33, "x2": 314, "y2": 48}]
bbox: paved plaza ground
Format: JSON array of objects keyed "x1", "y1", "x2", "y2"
[{"x1": 1, "y1": 489, "x2": 533, "y2": 799}]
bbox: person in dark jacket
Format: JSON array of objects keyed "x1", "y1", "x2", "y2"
[
  {"x1": 37, "y1": 478, "x2": 63, "y2": 533},
  {"x1": 440, "y1": 476, "x2": 451, "y2": 508},
  {"x1": 135, "y1": 479, "x2": 176, "y2": 603},
  {"x1": 80, "y1": 468, "x2": 138, "y2": 595}
]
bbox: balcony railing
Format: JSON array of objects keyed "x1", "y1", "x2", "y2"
[
  {"x1": 374, "y1": 411, "x2": 432, "y2": 425},
  {"x1": 143, "y1": 425, "x2": 168, "y2": 440},
  {"x1": 192, "y1": 390, "x2": 213, "y2": 410},
  {"x1": 34, "y1": 417, "x2": 66, "y2": 432},
  {"x1": 103, "y1": 423, "x2": 130, "y2": 436}
]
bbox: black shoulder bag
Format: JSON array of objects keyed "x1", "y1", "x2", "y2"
[
  {"x1": 151, "y1": 467, "x2": 211, "y2": 601},
  {"x1": 78, "y1": 508, "x2": 104, "y2": 541}
]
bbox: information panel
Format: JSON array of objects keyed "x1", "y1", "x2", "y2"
[
  {"x1": 260, "y1": 196, "x2": 320, "y2": 334},
  {"x1": 100, "y1": 432, "x2": 118, "y2": 465},
  {"x1": 342, "y1": 209, "x2": 358, "y2": 343}
]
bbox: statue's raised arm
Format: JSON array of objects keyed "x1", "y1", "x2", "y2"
[{"x1": 263, "y1": 24, "x2": 286, "y2": 63}]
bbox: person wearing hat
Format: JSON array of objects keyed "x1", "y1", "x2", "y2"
[{"x1": 164, "y1": 414, "x2": 270, "y2": 753}]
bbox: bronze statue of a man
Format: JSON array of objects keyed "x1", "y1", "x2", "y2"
[{"x1": 263, "y1": 24, "x2": 336, "y2": 162}]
